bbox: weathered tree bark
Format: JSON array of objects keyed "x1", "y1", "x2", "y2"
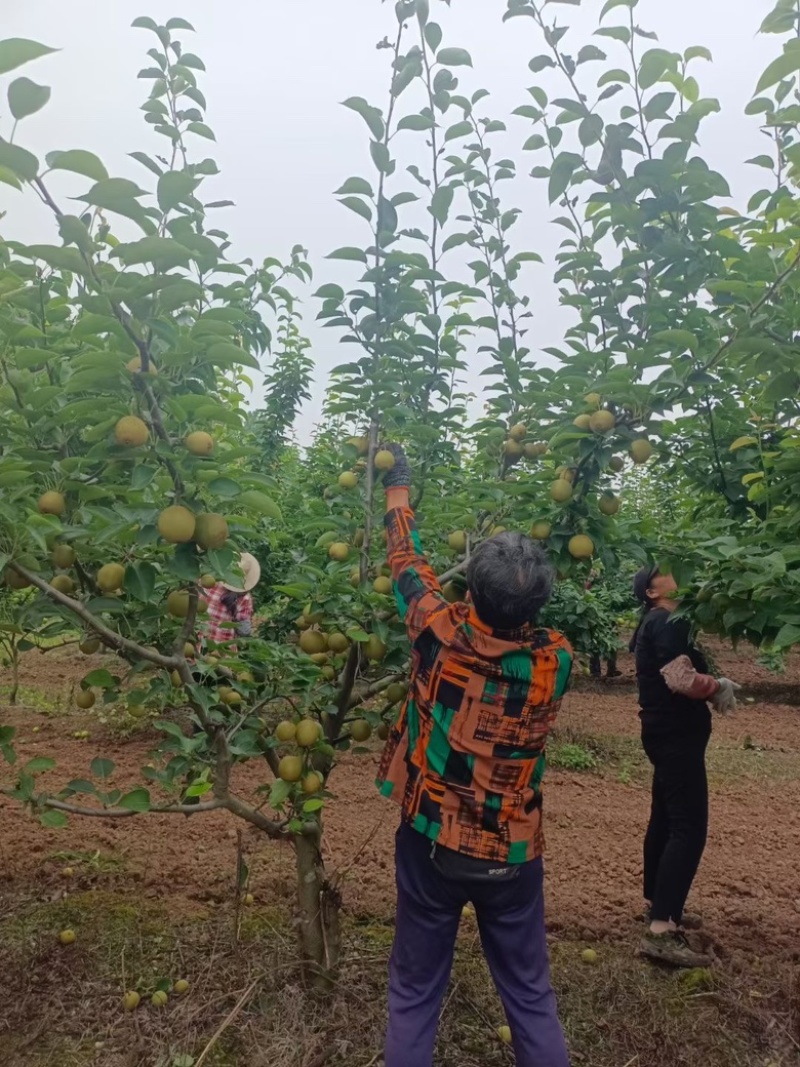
[{"x1": 293, "y1": 824, "x2": 341, "y2": 994}]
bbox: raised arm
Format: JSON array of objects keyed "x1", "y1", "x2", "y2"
[{"x1": 381, "y1": 443, "x2": 449, "y2": 645}]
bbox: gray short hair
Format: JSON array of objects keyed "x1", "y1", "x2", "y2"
[{"x1": 466, "y1": 532, "x2": 555, "y2": 631}]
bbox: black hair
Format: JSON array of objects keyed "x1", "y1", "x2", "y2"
[
  {"x1": 466, "y1": 532, "x2": 555, "y2": 631},
  {"x1": 628, "y1": 564, "x2": 659, "y2": 652},
  {"x1": 221, "y1": 588, "x2": 246, "y2": 616}
]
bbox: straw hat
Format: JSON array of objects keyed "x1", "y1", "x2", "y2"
[{"x1": 222, "y1": 552, "x2": 261, "y2": 593}]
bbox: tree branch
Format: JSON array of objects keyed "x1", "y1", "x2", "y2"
[
  {"x1": 41, "y1": 796, "x2": 226, "y2": 818},
  {"x1": 223, "y1": 793, "x2": 287, "y2": 839},
  {"x1": 10, "y1": 565, "x2": 180, "y2": 670}
]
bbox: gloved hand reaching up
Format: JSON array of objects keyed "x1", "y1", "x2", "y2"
[{"x1": 379, "y1": 442, "x2": 412, "y2": 489}]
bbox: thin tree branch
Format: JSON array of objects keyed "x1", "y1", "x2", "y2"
[
  {"x1": 10, "y1": 565, "x2": 180, "y2": 670},
  {"x1": 40, "y1": 796, "x2": 226, "y2": 818}
]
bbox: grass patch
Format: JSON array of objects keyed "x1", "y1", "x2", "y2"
[
  {"x1": 550, "y1": 726, "x2": 800, "y2": 789},
  {"x1": 547, "y1": 741, "x2": 598, "y2": 772},
  {"x1": 0, "y1": 682, "x2": 70, "y2": 715},
  {"x1": 48, "y1": 849, "x2": 128, "y2": 876}
]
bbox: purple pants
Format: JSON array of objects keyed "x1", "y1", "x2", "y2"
[{"x1": 386, "y1": 822, "x2": 570, "y2": 1067}]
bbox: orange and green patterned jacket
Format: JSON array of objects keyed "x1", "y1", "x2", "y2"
[{"x1": 377, "y1": 489, "x2": 573, "y2": 865}]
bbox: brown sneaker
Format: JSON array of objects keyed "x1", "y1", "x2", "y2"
[{"x1": 639, "y1": 931, "x2": 711, "y2": 969}]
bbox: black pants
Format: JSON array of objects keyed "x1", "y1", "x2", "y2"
[
  {"x1": 590, "y1": 653, "x2": 618, "y2": 677},
  {"x1": 641, "y1": 728, "x2": 710, "y2": 923}
]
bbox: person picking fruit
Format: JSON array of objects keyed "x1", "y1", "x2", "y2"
[
  {"x1": 376, "y1": 442, "x2": 573, "y2": 1067},
  {"x1": 630, "y1": 565, "x2": 741, "y2": 968},
  {"x1": 199, "y1": 552, "x2": 260, "y2": 650}
]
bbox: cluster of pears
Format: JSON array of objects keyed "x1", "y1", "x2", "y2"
[
  {"x1": 571, "y1": 394, "x2": 653, "y2": 464},
  {"x1": 273, "y1": 717, "x2": 333, "y2": 793},
  {"x1": 28, "y1": 424, "x2": 221, "y2": 605},
  {"x1": 113, "y1": 410, "x2": 215, "y2": 458},
  {"x1": 501, "y1": 422, "x2": 548, "y2": 464},
  {"x1": 296, "y1": 617, "x2": 388, "y2": 678},
  {"x1": 337, "y1": 436, "x2": 397, "y2": 493}
]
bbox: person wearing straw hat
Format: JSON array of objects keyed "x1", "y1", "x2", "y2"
[{"x1": 200, "y1": 552, "x2": 260, "y2": 648}]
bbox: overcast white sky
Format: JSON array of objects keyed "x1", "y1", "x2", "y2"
[{"x1": 1, "y1": 1, "x2": 777, "y2": 437}]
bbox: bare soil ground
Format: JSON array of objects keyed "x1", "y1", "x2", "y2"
[{"x1": 1, "y1": 642, "x2": 798, "y2": 1067}]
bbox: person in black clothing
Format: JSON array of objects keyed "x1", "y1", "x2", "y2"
[{"x1": 631, "y1": 565, "x2": 740, "y2": 968}]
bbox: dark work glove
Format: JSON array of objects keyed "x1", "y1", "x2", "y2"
[{"x1": 379, "y1": 442, "x2": 412, "y2": 489}]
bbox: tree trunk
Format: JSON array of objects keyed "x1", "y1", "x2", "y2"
[{"x1": 293, "y1": 824, "x2": 341, "y2": 994}]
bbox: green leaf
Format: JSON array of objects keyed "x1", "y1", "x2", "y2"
[
  {"x1": 47, "y1": 149, "x2": 109, "y2": 182},
  {"x1": 773, "y1": 623, "x2": 800, "y2": 650},
  {"x1": 115, "y1": 236, "x2": 191, "y2": 270},
  {"x1": 64, "y1": 779, "x2": 98, "y2": 796},
  {"x1": 187, "y1": 122, "x2": 215, "y2": 140},
  {"x1": 269, "y1": 778, "x2": 292, "y2": 810},
  {"x1": 0, "y1": 39, "x2": 58, "y2": 76},
  {"x1": 165, "y1": 17, "x2": 195, "y2": 30},
  {"x1": 24, "y1": 756, "x2": 55, "y2": 774},
  {"x1": 437, "y1": 47, "x2": 473, "y2": 67},
  {"x1": 81, "y1": 177, "x2": 146, "y2": 208},
  {"x1": 123, "y1": 562, "x2": 157, "y2": 603},
  {"x1": 327, "y1": 246, "x2": 368, "y2": 263},
  {"x1": 756, "y1": 50, "x2": 800, "y2": 94},
  {"x1": 315, "y1": 283, "x2": 345, "y2": 300},
  {"x1": 206, "y1": 342, "x2": 259, "y2": 371},
  {"x1": 730, "y1": 436, "x2": 759, "y2": 452},
  {"x1": 639, "y1": 48, "x2": 675, "y2": 90},
  {"x1": 129, "y1": 151, "x2": 163, "y2": 177},
  {"x1": 40, "y1": 810, "x2": 68, "y2": 828},
  {"x1": 577, "y1": 45, "x2": 607, "y2": 64},
  {"x1": 523, "y1": 133, "x2": 546, "y2": 151},
  {"x1": 425, "y1": 22, "x2": 443, "y2": 53},
  {"x1": 529, "y1": 55, "x2": 556, "y2": 73},
  {"x1": 157, "y1": 169, "x2": 199, "y2": 212},
  {"x1": 90, "y1": 757, "x2": 115, "y2": 780},
  {"x1": 185, "y1": 780, "x2": 212, "y2": 797},
  {"x1": 26, "y1": 243, "x2": 87, "y2": 274},
  {"x1": 370, "y1": 141, "x2": 391, "y2": 173},
  {"x1": 652, "y1": 329, "x2": 698, "y2": 354},
  {"x1": 579, "y1": 114, "x2": 604, "y2": 146},
  {"x1": 239, "y1": 490, "x2": 282, "y2": 521},
  {"x1": 685, "y1": 45, "x2": 712, "y2": 63},
  {"x1": 118, "y1": 787, "x2": 151, "y2": 812},
  {"x1": 208, "y1": 476, "x2": 241, "y2": 498},
  {"x1": 8, "y1": 77, "x2": 50, "y2": 120},
  {"x1": 342, "y1": 97, "x2": 385, "y2": 141},
  {"x1": 430, "y1": 185, "x2": 454, "y2": 226},
  {"x1": 0, "y1": 139, "x2": 38, "y2": 181},
  {"x1": 397, "y1": 114, "x2": 435, "y2": 132},
  {"x1": 303, "y1": 798, "x2": 324, "y2": 813},
  {"x1": 131, "y1": 16, "x2": 159, "y2": 30},
  {"x1": 334, "y1": 176, "x2": 374, "y2": 197},
  {"x1": 444, "y1": 120, "x2": 473, "y2": 142},
  {"x1": 763, "y1": 370, "x2": 799, "y2": 403},
  {"x1": 548, "y1": 152, "x2": 582, "y2": 203},
  {"x1": 0, "y1": 165, "x2": 21, "y2": 190},
  {"x1": 338, "y1": 196, "x2": 373, "y2": 221},
  {"x1": 58, "y1": 214, "x2": 93, "y2": 253},
  {"x1": 84, "y1": 669, "x2": 116, "y2": 689},
  {"x1": 599, "y1": 0, "x2": 638, "y2": 18},
  {"x1": 442, "y1": 232, "x2": 470, "y2": 252},
  {"x1": 746, "y1": 155, "x2": 775, "y2": 169}
]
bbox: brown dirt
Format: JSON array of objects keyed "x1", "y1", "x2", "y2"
[{"x1": 1, "y1": 644, "x2": 799, "y2": 1065}]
